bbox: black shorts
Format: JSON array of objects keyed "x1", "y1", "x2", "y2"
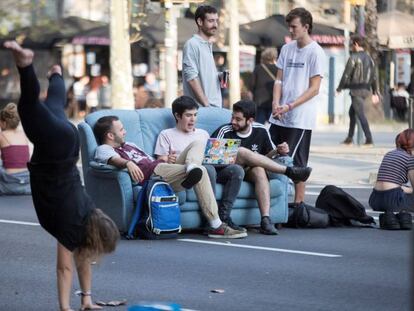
[{"x1": 269, "y1": 124, "x2": 312, "y2": 167}]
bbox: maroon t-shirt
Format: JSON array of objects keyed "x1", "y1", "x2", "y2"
[{"x1": 115, "y1": 143, "x2": 164, "y2": 181}]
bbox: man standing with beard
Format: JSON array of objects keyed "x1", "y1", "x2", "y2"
[{"x1": 182, "y1": 5, "x2": 222, "y2": 107}]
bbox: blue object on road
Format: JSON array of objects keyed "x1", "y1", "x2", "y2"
[{"x1": 128, "y1": 302, "x2": 181, "y2": 310}]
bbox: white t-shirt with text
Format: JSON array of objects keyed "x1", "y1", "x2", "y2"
[{"x1": 269, "y1": 40, "x2": 325, "y2": 130}]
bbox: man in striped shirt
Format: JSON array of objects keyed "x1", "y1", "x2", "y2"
[{"x1": 212, "y1": 100, "x2": 312, "y2": 234}]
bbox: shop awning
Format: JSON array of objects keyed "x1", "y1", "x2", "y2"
[
  {"x1": 378, "y1": 10, "x2": 414, "y2": 49},
  {"x1": 239, "y1": 14, "x2": 345, "y2": 47}
]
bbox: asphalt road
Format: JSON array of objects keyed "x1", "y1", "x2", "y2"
[
  {"x1": 1, "y1": 190, "x2": 412, "y2": 311},
  {"x1": 0, "y1": 127, "x2": 413, "y2": 311}
]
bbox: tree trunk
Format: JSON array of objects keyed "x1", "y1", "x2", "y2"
[
  {"x1": 364, "y1": 0, "x2": 379, "y2": 63},
  {"x1": 217, "y1": 0, "x2": 227, "y2": 49},
  {"x1": 110, "y1": 0, "x2": 134, "y2": 109}
]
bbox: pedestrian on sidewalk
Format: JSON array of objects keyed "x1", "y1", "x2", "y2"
[
  {"x1": 4, "y1": 41, "x2": 119, "y2": 311},
  {"x1": 249, "y1": 48, "x2": 278, "y2": 125},
  {"x1": 269, "y1": 7, "x2": 325, "y2": 204},
  {"x1": 336, "y1": 35, "x2": 379, "y2": 146}
]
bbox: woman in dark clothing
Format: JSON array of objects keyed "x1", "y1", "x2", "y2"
[
  {"x1": 369, "y1": 129, "x2": 414, "y2": 230},
  {"x1": 249, "y1": 48, "x2": 278, "y2": 124},
  {"x1": 4, "y1": 41, "x2": 119, "y2": 311}
]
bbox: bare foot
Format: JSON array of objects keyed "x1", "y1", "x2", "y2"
[
  {"x1": 47, "y1": 65, "x2": 62, "y2": 78},
  {"x1": 3, "y1": 41, "x2": 34, "y2": 68}
]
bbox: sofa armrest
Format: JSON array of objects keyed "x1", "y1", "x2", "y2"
[
  {"x1": 85, "y1": 163, "x2": 135, "y2": 232},
  {"x1": 90, "y1": 160, "x2": 123, "y2": 173}
]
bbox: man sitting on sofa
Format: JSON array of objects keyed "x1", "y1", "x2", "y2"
[
  {"x1": 212, "y1": 100, "x2": 312, "y2": 235},
  {"x1": 93, "y1": 115, "x2": 246, "y2": 239},
  {"x1": 154, "y1": 96, "x2": 247, "y2": 233},
  {"x1": 155, "y1": 96, "x2": 311, "y2": 235}
]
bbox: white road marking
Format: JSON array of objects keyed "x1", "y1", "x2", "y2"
[
  {"x1": 305, "y1": 191, "x2": 321, "y2": 196},
  {"x1": 307, "y1": 184, "x2": 372, "y2": 189},
  {"x1": 179, "y1": 239, "x2": 342, "y2": 258},
  {"x1": 0, "y1": 219, "x2": 40, "y2": 226}
]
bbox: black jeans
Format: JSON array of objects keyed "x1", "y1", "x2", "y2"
[
  {"x1": 205, "y1": 164, "x2": 245, "y2": 222},
  {"x1": 347, "y1": 89, "x2": 373, "y2": 142},
  {"x1": 17, "y1": 65, "x2": 79, "y2": 163},
  {"x1": 256, "y1": 105, "x2": 272, "y2": 124}
]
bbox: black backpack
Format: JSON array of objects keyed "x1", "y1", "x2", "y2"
[
  {"x1": 286, "y1": 202, "x2": 330, "y2": 228},
  {"x1": 315, "y1": 185, "x2": 375, "y2": 226}
]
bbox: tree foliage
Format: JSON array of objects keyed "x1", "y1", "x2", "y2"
[{"x1": 0, "y1": 0, "x2": 55, "y2": 36}]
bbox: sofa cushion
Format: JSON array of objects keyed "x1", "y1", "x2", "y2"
[{"x1": 185, "y1": 177, "x2": 285, "y2": 202}]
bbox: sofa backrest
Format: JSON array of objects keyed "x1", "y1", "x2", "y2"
[
  {"x1": 80, "y1": 107, "x2": 232, "y2": 164},
  {"x1": 196, "y1": 107, "x2": 232, "y2": 134}
]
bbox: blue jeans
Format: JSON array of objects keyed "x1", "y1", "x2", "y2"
[{"x1": 204, "y1": 164, "x2": 245, "y2": 222}]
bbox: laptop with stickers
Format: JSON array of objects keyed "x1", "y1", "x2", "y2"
[{"x1": 202, "y1": 138, "x2": 241, "y2": 166}]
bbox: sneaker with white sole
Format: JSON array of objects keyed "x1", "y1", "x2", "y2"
[
  {"x1": 226, "y1": 218, "x2": 247, "y2": 233},
  {"x1": 208, "y1": 223, "x2": 247, "y2": 239}
]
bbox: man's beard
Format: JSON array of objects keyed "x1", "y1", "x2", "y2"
[
  {"x1": 114, "y1": 136, "x2": 124, "y2": 146},
  {"x1": 202, "y1": 27, "x2": 217, "y2": 37},
  {"x1": 233, "y1": 123, "x2": 249, "y2": 133}
]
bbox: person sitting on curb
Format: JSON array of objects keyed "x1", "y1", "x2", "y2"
[
  {"x1": 93, "y1": 115, "x2": 246, "y2": 239},
  {"x1": 154, "y1": 96, "x2": 247, "y2": 234},
  {"x1": 212, "y1": 100, "x2": 311, "y2": 235},
  {"x1": 369, "y1": 129, "x2": 414, "y2": 230},
  {"x1": 0, "y1": 103, "x2": 31, "y2": 195}
]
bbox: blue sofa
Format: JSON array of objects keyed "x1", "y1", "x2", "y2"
[{"x1": 78, "y1": 107, "x2": 288, "y2": 232}]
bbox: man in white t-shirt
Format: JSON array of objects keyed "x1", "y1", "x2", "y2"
[
  {"x1": 154, "y1": 96, "x2": 247, "y2": 235},
  {"x1": 269, "y1": 7, "x2": 325, "y2": 204}
]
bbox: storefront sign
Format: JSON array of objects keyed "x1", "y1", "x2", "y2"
[{"x1": 389, "y1": 35, "x2": 414, "y2": 49}]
